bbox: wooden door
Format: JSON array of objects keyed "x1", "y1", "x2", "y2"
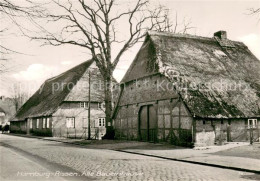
[
  {"x1": 139, "y1": 105, "x2": 157, "y2": 142},
  {"x1": 148, "y1": 105, "x2": 157, "y2": 142},
  {"x1": 139, "y1": 106, "x2": 148, "y2": 141}
]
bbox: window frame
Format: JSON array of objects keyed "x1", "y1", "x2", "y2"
[
  {"x1": 98, "y1": 118, "x2": 105, "y2": 127},
  {"x1": 248, "y1": 119, "x2": 257, "y2": 128},
  {"x1": 80, "y1": 102, "x2": 89, "y2": 109},
  {"x1": 46, "y1": 118, "x2": 50, "y2": 128},
  {"x1": 99, "y1": 118, "x2": 102, "y2": 127},
  {"x1": 36, "y1": 119, "x2": 39, "y2": 129},
  {"x1": 102, "y1": 118, "x2": 105, "y2": 127},
  {"x1": 66, "y1": 117, "x2": 75, "y2": 128},
  {"x1": 43, "y1": 118, "x2": 46, "y2": 128},
  {"x1": 29, "y1": 119, "x2": 33, "y2": 129}
]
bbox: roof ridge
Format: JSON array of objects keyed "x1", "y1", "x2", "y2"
[
  {"x1": 147, "y1": 30, "x2": 246, "y2": 46},
  {"x1": 147, "y1": 30, "x2": 214, "y2": 41},
  {"x1": 46, "y1": 59, "x2": 93, "y2": 83},
  {"x1": 13, "y1": 58, "x2": 94, "y2": 120}
]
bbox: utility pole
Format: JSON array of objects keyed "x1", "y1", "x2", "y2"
[{"x1": 88, "y1": 69, "x2": 91, "y2": 140}]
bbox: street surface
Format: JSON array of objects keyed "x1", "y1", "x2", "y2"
[{"x1": 0, "y1": 134, "x2": 258, "y2": 181}]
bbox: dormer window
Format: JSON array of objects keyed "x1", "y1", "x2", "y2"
[{"x1": 80, "y1": 102, "x2": 89, "y2": 109}]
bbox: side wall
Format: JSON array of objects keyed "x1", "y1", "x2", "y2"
[
  {"x1": 10, "y1": 120, "x2": 27, "y2": 134},
  {"x1": 52, "y1": 102, "x2": 106, "y2": 139},
  {"x1": 29, "y1": 117, "x2": 53, "y2": 136},
  {"x1": 195, "y1": 119, "x2": 260, "y2": 146}
]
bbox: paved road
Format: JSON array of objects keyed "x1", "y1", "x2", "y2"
[{"x1": 0, "y1": 134, "x2": 258, "y2": 181}]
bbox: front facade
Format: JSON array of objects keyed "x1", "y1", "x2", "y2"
[
  {"x1": 113, "y1": 30, "x2": 260, "y2": 146},
  {"x1": 10, "y1": 59, "x2": 109, "y2": 139}
]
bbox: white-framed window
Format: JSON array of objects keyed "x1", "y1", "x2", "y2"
[
  {"x1": 46, "y1": 118, "x2": 50, "y2": 128},
  {"x1": 98, "y1": 118, "x2": 105, "y2": 127},
  {"x1": 66, "y1": 117, "x2": 75, "y2": 128},
  {"x1": 36, "y1": 119, "x2": 39, "y2": 128},
  {"x1": 99, "y1": 118, "x2": 102, "y2": 126},
  {"x1": 80, "y1": 102, "x2": 89, "y2": 109},
  {"x1": 43, "y1": 118, "x2": 46, "y2": 128},
  {"x1": 29, "y1": 119, "x2": 32, "y2": 129},
  {"x1": 248, "y1": 119, "x2": 258, "y2": 128}
]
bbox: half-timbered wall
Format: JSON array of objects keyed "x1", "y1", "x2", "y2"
[
  {"x1": 195, "y1": 119, "x2": 259, "y2": 146},
  {"x1": 52, "y1": 102, "x2": 106, "y2": 139},
  {"x1": 114, "y1": 74, "x2": 194, "y2": 146}
]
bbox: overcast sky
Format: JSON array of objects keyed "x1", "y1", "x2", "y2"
[{"x1": 1, "y1": 0, "x2": 260, "y2": 97}]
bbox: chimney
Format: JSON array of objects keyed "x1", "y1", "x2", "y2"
[{"x1": 214, "y1": 31, "x2": 227, "y2": 39}]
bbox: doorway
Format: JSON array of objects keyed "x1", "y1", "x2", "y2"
[{"x1": 139, "y1": 105, "x2": 157, "y2": 142}]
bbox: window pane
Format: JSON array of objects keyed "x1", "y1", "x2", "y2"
[
  {"x1": 67, "y1": 117, "x2": 75, "y2": 128},
  {"x1": 46, "y1": 118, "x2": 50, "y2": 128},
  {"x1": 29, "y1": 119, "x2": 32, "y2": 129},
  {"x1": 80, "y1": 102, "x2": 84, "y2": 108},
  {"x1": 43, "y1": 118, "x2": 46, "y2": 128},
  {"x1": 66, "y1": 118, "x2": 71, "y2": 128}
]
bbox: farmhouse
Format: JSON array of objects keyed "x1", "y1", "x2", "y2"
[
  {"x1": 113, "y1": 30, "x2": 260, "y2": 146},
  {"x1": 10, "y1": 59, "x2": 110, "y2": 139}
]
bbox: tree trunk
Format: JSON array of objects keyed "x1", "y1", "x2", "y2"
[{"x1": 102, "y1": 74, "x2": 115, "y2": 139}]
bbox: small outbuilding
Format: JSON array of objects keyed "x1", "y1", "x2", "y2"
[{"x1": 113, "y1": 30, "x2": 260, "y2": 146}]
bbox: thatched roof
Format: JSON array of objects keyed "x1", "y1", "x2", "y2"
[
  {"x1": 121, "y1": 31, "x2": 260, "y2": 118},
  {"x1": 14, "y1": 59, "x2": 94, "y2": 120}
]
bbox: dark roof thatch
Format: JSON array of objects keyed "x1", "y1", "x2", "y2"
[
  {"x1": 121, "y1": 31, "x2": 260, "y2": 118},
  {"x1": 14, "y1": 59, "x2": 94, "y2": 120}
]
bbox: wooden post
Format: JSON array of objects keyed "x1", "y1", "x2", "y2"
[{"x1": 88, "y1": 69, "x2": 91, "y2": 140}]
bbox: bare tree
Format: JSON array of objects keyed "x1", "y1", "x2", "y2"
[
  {"x1": 24, "y1": 0, "x2": 193, "y2": 138},
  {"x1": 0, "y1": 0, "x2": 43, "y2": 73},
  {"x1": 9, "y1": 82, "x2": 30, "y2": 112}
]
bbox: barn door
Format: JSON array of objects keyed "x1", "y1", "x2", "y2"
[
  {"x1": 139, "y1": 105, "x2": 157, "y2": 142},
  {"x1": 140, "y1": 106, "x2": 148, "y2": 141},
  {"x1": 148, "y1": 105, "x2": 157, "y2": 142}
]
